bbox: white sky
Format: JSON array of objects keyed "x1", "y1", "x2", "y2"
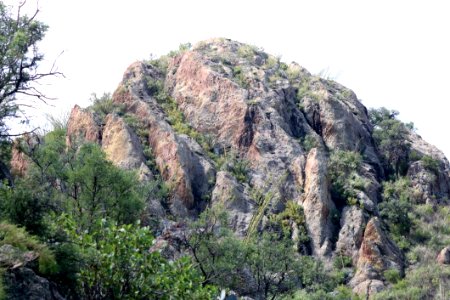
[{"x1": 5, "y1": 0, "x2": 450, "y2": 158}]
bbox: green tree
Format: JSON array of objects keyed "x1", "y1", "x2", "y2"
[
  {"x1": 185, "y1": 205, "x2": 334, "y2": 299},
  {"x1": 0, "y1": 1, "x2": 60, "y2": 137},
  {"x1": 1, "y1": 129, "x2": 144, "y2": 235},
  {"x1": 61, "y1": 216, "x2": 215, "y2": 299},
  {"x1": 65, "y1": 143, "x2": 143, "y2": 232},
  {"x1": 379, "y1": 178, "x2": 414, "y2": 250},
  {"x1": 369, "y1": 108, "x2": 410, "y2": 178}
]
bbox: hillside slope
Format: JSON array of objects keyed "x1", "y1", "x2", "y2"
[{"x1": 12, "y1": 38, "x2": 450, "y2": 299}]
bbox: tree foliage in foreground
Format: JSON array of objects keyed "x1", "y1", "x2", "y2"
[
  {"x1": 61, "y1": 216, "x2": 215, "y2": 300},
  {"x1": 0, "y1": 1, "x2": 60, "y2": 137},
  {"x1": 0, "y1": 128, "x2": 215, "y2": 298},
  {"x1": 185, "y1": 205, "x2": 346, "y2": 299},
  {"x1": 1, "y1": 129, "x2": 144, "y2": 235}
]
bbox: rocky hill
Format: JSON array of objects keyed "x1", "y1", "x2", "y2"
[{"x1": 9, "y1": 38, "x2": 450, "y2": 299}]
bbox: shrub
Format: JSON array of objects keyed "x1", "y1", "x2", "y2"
[
  {"x1": 379, "y1": 178, "x2": 413, "y2": 239},
  {"x1": 232, "y1": 65, "x2": 249, "y2": 88},
  {"x1": 374, "y1": 264, "x2": 450, "y2": 300},
  {"x1": 383, "y1": 269, "x2": 402, "y2": 284},
  {"x1": 369, "y1": 108, "x2": 411, "y2": 178},
  {"x1": 61, "y1": 217, "x2": 216, "y2": 299},
  {"x1": 0, "y1": 222, "x2": 57, "y2": 275},
  {"x1": 226, "y1": 155, "x2": 249, "y2": 183},
  {"x1": 145, "y1": 78, "x2": 165, "y2": 96},
  {"x1": 328, "y1": 150, "x2": 368, "y2": 205},
  {"x1": 146, "y1": 55, "x2": 170, "y2": 74},
  {"x1": 268, "y1": 201, "x2": 310, "y2": 253},
  {"x1": 89, "y1": 93, "x2": 125, "y2": 122},
  {"x1": 168, "y1": 42, "x2": 192, "y2": 57},
  {"x1": 264, "y1": 55, "x2": 279, "y2": 69},
  {"x1": 333, "y1": 254, "x2": 353, "y2": 270},
  {"x1": 421, "y1": 155, "x2": 439, "y2": 173},
  {"x1": 286, "y1": 64, "x2": 301, "y2": 82},
  {"x1": 237, "y1": 44, "x2": 257, "y2": 60},
  {"x1": 300, "y1": 135, "x2": 319, "y2": 152}
]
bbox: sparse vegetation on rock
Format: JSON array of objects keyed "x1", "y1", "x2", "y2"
[{"x1": 1, "y1": 35, "x2": 450, "y2": 299}]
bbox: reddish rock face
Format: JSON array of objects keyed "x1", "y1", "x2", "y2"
[
  {"x1": 111, "y1": 62, "x2": 215, "y2": 216},
  {"x1": 66, "y1": 105, "x2": 100, "y2": 147},
  {"x1": 350, "y1": 217, "x2": 403, "y2": 294},
  {"x1": 10, "y1": 141, "x2": 29, "y2": 177},
  {"x1": 301, "y1": 148, "x2": 335, "y2": 257},
  {"x1": 166, "y1": 51, "x2": 249, "y2": 149},
  {"x1": 437, "y1": 246, "x2": 450, "y2": 265}
]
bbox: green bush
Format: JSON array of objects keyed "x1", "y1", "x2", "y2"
[
  {"x1": 333, "y1": 254, "x2": 353, "y2": 270},
  {"x1": 146, "y1": 55, "x2": 170, "y2": 75},
  {"x1": 2, "y1": 131, "x2": 146, "y2": 235},
  {"x1": 296, "y1": 77, "x2": 321, "y2": 102},
  {"x1": 421, "y1": 155, "x2": 439, "y2": 173},
  {"x1": 168, "y1": 42, "x2": 192, "y2": 57},
  {"x1": 232, "y1": 65, "x2": 249, "y2": 88},
  {"x1": 383, "y1": 269, "x2": 401, "y2": 284},
  {"x1": 374, "y1": 264, "x2": 450, "y2": 300},
  {"x1": 145, "y1": 78, "x2": 165, "y2": 97},
  {"x1": 268, "y1": 201, "x2": 310, "y2": 253},
  {"x1": 328, "y1": 150, "x2": 368, "y2": 205},
  {"x1": 62, "y1": 217, "x2": 215, "y2": 299},
  {"x1": 237, "y1": 44, "x2": 257, "y2": 60},
  {"x1": 187, "y1": 206, "x2": 335, "y2": 299},
  {"x1": 89, "y1": 93, "x2": 125, "y2": 122},
  {"x1": 0, "y1": 222, "x2": 57, "y2": 275},
  {"x1": 286, "y1": 64, "x2": 303, "y2": 83},
  {"x1": 379, "y1": 197, "x2": 411, "y2": 237},
  {"x1": 379, "y1": 178, "x2": 415, "y2": 247},
  {"x1": 300, "y1": 135, "x2": 319, "y2": 152},
  {"x1": 369, "y1": 108, "x2": 411, "y2": 178},
  {"x1": 227, "y1": 156, "x2": 249, "y2": 183},
  {"x1": 264, "y1": 55, "x2": 279, "y2": 69}
]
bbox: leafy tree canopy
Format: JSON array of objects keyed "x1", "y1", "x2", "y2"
[{"x1": 0, "y1": 1, "x2": 59, "y2": 138}]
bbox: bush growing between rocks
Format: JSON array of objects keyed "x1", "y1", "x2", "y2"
[
  {"x1": 0, "y1": 222, "x2": 57, "y2": 275},
  {"x1": 89, "y1": 93, "x2": 126, "y2": 122},
  {"x1": 421, "y1": 155, "x2": 439, "y2": 173},
  {"x1": 369, "y1": 108, "x2": 411, "y2": 178},
  {"x1": 328, "y1": 150, "x2": 368, "y2": 207}
]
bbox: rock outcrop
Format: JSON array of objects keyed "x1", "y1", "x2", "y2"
[
  {"x1": 57, "y1": 38, "x2": 450, "y2": 296},
  {"x1": 406, "y1": 132, "x2": 450, "y2": 204},
  {"x1": 351, "y1": 218, "x2": 404, "y2": 294},
  {"x1": 101, "y1": 114, "x2": 153, "y2": 181},
  {"x1": 0, "y1": 244, "x2": 63, "y2": 300},
  {"x1": 336, "y1": 206, "x2": 366, "y2": 263},
  {"x1": 301, "y1": 79, "x2": 381, "y2": 171},
  {"x1": 211, "y1": 171, "x2": 255, "y2": 236},
  {"x1": 437, "y1": 246, "x2": 450, "y2": 265},
  {"x1": 93, "y1": 39, "x2": 412, "y2": 295},
  {"x1": 10, "y1": 142, "x2": 28, "y2": 177},
  {"x1": 111, "y1": 62, "x2": 215, "y2": 216},
  {"x1": 66, "y1": 105, "x2": 100, "y2": 147},
  {"x1": 301, "y1": 148, "x2": 335, "y2": 257}
]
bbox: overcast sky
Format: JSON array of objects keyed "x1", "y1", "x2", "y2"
[{"x1": 6, "y1": 0, "x2": 450, "y2": 158}]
